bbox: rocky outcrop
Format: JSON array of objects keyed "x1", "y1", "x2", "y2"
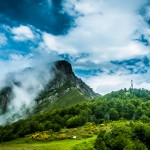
[{"x1": 54, "y1": 60, "x2": 99, "y2": 98}]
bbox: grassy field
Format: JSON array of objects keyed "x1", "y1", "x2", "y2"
[
  {"x1": 0, "y1": 136, "x2": 96, "y2": 150},
  {"x1": 35, "y1": 88, "x2": 89, "y2": 113}
]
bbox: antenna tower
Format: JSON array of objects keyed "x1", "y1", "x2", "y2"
[{"x1": 131, "y1": 80, "x2": 133, "y2": 89}]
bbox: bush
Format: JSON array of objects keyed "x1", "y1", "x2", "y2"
[
  {"x1": 99, "y1": 119, "x2": 105, "y2": 124},
  {"x1": 94, "y1": 137, "x2": 108, "y2": 150},
  {"x1": 66, "y1": 115, "x2": 86, "y2": 128},
  {"x1": 32, "y1": 132, "x2": 50, "y2": 141},
  {"x1": 99, "y1": 124, "x2": 105, "y2": 128},
  {"x1": 57, "y1": 133, "x2": 68, "y2": 140},
  {"x1": 73, "y1": 140, "x2": 95, "y2": 150},
  {"x1": 94, "y1": 122, "x2": 149, "y2": 150},
  {"x1": 139, "y1": 115, "x2": 150, "y2": 123},
  {"x1": 124, "y1": 140, "x2": 148, "y2": 150}
]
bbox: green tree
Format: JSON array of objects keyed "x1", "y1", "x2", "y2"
[
  {"x1": 66, "y1": 115, "x2": 86, "y2": 128},
  {"x1": 109, "y1": 108, "x2": 119, "y2": 120}
]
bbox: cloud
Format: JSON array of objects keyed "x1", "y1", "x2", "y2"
[
  {"x1": 41, "y1": 0, "x2": 149, "y2": 64},
  {"x1": 0, "y1": 55, "x2": 31, "y2": 85},
  {"x1": 12, "y1": 25, "x2": 34, "y2": 41},
  {"x1": 0, "y1": 48, "x2": 60, "y2": 89},
  {"x1": 0, "y1": 33, "x2": 7, "y2": 46},
  {"x1": 42, "y1": 32, "x2": 77, "y2": 54}
]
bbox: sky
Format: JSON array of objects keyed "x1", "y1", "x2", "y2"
[{"x1": 0, "y1": 0, "x2": 150, "y2": 95}]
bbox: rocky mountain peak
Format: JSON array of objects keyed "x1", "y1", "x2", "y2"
[
  {"x1": 54, "y1": 60, "x2": 75, "y2": 77},
  {"x1": 48, "y1": 60, "x2": 99, "y2": 99}
]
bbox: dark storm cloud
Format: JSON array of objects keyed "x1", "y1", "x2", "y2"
[{"x1": 0, "y1": 0, "x2": 74, "y2": 35}]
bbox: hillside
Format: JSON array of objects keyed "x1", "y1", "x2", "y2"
[{"x1": 34, "y1": 88, "x2": 90, "y2": 113}]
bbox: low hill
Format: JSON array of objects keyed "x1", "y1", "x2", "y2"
[{"x1": 104, "y1": 88, "x2": 150, "y2": 100}]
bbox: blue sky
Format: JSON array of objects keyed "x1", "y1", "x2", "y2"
[{"x1": 0, "y1": 0, "x2": 150, "y2": 94}]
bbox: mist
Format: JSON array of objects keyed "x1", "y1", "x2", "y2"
[{"x1": 0, "y1": 51, "x2": 59, "y2": 125}]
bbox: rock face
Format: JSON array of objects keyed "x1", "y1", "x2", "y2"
[
  {"x1": 54, "y1": 60, "x2": 75, "y2": 77},
  {"x1": 36, "y1": 60, "x2": 99, "y2": 102},
  {"x1": 55, "y1": 60, "x2": 99, "y2": 98},
  {"x1": 0, "y1": 60, "x2": 99, "y2": 115}
]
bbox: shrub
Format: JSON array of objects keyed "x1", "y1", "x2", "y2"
[
  {"x1": 32, "y1": 132, "x2": 49, "y2": 141},
  {"x1": 72, "y1": 140, "x2": 95, "y2": 150},
  {"x1": 94, "y1": 122, "x2": 150, "y2": 150},
  {"x1": 66, "y1": 115, "x2": 86, "y2": 128},
  {"x1": 99, "y1": 119, "x2": 105, "y2": 124},
  {"x1": 99, "y1": 124, "x2": 105, "y2": 128},
  {"x1": 57, "y1": 133, "x2": 68, "y2": 140}
]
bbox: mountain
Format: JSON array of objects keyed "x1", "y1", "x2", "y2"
[
  {"x1": 0, "y1": 60, "x2": 99, "y2": 116},
  {"x1": 34, "y1": 60, "x2": 99, "y2": 113}
]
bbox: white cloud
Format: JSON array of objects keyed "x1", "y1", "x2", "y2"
[
  {"x1": 63, "y1": 0, "x2": 103, "y2": 15},
  {"x1": 0, "y1": 33, "x2": 7, "y2": 46},
  {"x1": 12, "y1": 25, "x2": 34, "y2": 41},
  {"x1": 42, "y1": 32, "x2": 77, "y2": 54},
  {"x1": 0, "y1": 54, "x2": 32, "y2": 87},
  {"x1": 42, "y1": 0, "x2": 149, "y2": 63}
]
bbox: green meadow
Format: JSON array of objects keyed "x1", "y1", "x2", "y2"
[{"x1": 0, "y1": 136, "x2": 96, "y2": 150}]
